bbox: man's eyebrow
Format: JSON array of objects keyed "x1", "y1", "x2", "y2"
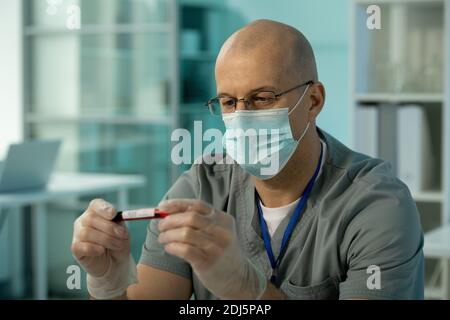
[{"x1": 217, "y1": 86, "x2": 278, "y2": 97}]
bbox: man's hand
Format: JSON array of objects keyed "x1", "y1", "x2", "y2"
[
  {"x1": 157, "y1": 199, "x2": 267, "y2": 299},
  {"x1": 71, "y1": 198, "x2": 137, "y2": 299}
]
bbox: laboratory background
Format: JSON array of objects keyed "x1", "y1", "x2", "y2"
[{"x1": 0, "y1": 0, "x2": 449, "y2": 300}]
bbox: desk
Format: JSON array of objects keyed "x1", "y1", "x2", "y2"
[
  {"x1": 0, "y1": 172, "x2": 146, "y2": 300},
  {"x1": 424, "y1": 224, "x2": 450, "y2": 299}
]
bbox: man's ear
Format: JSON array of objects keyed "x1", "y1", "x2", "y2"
[{"x1": 308, "y1": 82, "x2": 325, "y2": 120}]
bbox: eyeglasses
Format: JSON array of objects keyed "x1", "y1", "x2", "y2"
[{"x1": 205, "y1": 80, "x2": 314, "y2": 116}]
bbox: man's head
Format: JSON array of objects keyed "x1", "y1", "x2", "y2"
[{"x1": 215, "y1": 19, "x2": 325, "y2": 140}]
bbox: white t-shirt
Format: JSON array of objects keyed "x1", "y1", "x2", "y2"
[{"x1": 259, "y1": 140, "x2": 327, "y2": 237}]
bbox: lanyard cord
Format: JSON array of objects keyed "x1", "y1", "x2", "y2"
[{"x1": 257, "y1": 144, "x2": 323, "y2": 284}]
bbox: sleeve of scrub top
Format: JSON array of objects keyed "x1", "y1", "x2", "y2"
[
  {"x1": 338, "y1": 177, "x2": 424, "y2": 300},
  {"x1": 138, "y1": 165, "x2": 200, "y2": 280}
]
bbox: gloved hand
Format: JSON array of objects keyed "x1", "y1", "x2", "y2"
[
  {"x1": 71, "y1": 199, "x2": 137, "y2": 299},
  {"x1": 158, "y1": 199, "x2": 267, "y2": 300}
]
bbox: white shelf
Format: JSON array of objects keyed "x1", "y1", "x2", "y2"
[
  {"x1": 424, "y1": 225, "x2": 450, "y2": 258},
  {"x1": 25, "y1": 114, "x2": 172, "y2": 126},
  {"x1": 24, "y1": 23, "x2": 171, "y2": 36},
  {"x1": 355, "y1": 93, "x2": 445, "y2": 104},
  {"x1": 412, "y1": 191, "x2": 444, "y2": 203}
]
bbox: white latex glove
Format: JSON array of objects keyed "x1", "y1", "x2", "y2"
[
  {"x1": 158, "y1": 199, "x2": 267, "y2": 300},
  {"x1": 71, "y1": 199, "x2": 137, "y2": 299}
]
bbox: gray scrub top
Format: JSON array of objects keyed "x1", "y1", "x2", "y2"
[{"x1": 139, "y1": 128, "x2": 424, "y2": 300}]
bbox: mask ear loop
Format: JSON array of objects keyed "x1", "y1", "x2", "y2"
[
  {"x1": 288, "y1": 84, "x2": 310, "y2": 116},
  {"x1": 288, "y1": 84, "x2": 311, "y2": 143},
  {"x1": 297, "y1": 121, "x2": 310, "y2": 142}
]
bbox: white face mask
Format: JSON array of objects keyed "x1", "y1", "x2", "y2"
[{"x1": 222, "y1": 84, "x2": 310, "y2": 179}]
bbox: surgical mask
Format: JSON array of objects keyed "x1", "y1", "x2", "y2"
[{"x1": 222, "y1": 85, "x2": 310, "y2": 180}]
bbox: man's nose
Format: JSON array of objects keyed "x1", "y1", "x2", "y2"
[{"x1": 235, "y1": 99, "x2": 248, "y2": 111}]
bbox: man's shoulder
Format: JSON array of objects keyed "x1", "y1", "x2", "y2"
[
  {"x1": 322, "y1": 130, "x2": 416, "y2": 222},
  {"x1": 322, "y1": 132, "x2": 422, "y2": 255},
  {"x1": 322, "y1": 129, "x2": 409, "y2": 195},
  {"x1": 346, "y1": 152, "x2": 405, "y2": 190},
  {"x1": 343, "y1": 155, "x2": 415, "y2": 215}
]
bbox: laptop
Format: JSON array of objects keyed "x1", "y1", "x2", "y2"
[{"x1": 0, "y1": 140, "x2": 61, "y2": 193}]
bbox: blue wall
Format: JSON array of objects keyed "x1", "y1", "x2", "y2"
[{"x1": 226, "y1": 0, "x2": 350, "y2": 144}]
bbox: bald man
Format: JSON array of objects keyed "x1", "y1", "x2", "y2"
[{"x1": 72, "y1": 20, "x2": 424, "y2": 300}]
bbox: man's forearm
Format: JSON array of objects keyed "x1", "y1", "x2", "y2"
[
  {"x1": 89, "y1": 292, "x2": 128, "y2": 300},
  {"x1": 113, "y1": 292, "x2": 128, "y2": 300},
  {"x1": 89, "y1": 284, "x2": 286, "y2": 300}
]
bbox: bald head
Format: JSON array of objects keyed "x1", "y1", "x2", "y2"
[
  {"x1": 214, "y1": 19, "x2": 325, "y2": 146},
  {"x1": 216, "y1": 19, "x2": 318, "y2": 84}
]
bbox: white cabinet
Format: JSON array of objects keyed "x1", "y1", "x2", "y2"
[{"x1": 351, "y1": 0, "x2": 450, "y2": 299}]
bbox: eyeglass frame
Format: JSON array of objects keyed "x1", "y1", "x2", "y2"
[{"x1": 205, "y1": 80, "x2": 314, "y2": 115}]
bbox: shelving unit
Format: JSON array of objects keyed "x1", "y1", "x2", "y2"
[
  {"x1": 20, "y1": 0, "x2": 231, "y2": 297},
  {"x1": 351, "y1": 0, "x2": 450, "y2": 299},
  {"x1": 177, "y1": 0, "x2": 227, "y2": 172},
  {"x1": 22, "y1": 0, "x2": 230, "y2": 201},
  {"x1": 355, "y1": 93, "x2": 445, "y2": 104}
]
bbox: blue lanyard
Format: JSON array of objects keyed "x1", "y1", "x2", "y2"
[{"x1": 256, "y1": 144, "x2": 323, "y2": 284}]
